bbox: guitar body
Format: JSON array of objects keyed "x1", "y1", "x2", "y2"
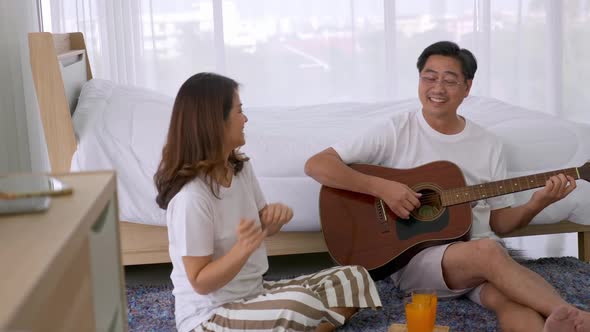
[{"x1": 319, "y1": 161, "x2": 472, "y2": 280}]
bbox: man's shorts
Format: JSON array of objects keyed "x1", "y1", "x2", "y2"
[{"x1": 391, "y1": 242, "x2": 484, "y2": 305}]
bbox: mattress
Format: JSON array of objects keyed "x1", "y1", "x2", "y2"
[{"x1": 71, "y1": 79, "x2": 590, "y2": 229}]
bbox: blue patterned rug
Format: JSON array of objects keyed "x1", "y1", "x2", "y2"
[{"x1": 126, "y1": 257, "x2": 590, "y2": 331}]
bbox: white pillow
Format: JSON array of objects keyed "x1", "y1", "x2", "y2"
[
  {"x1": 72, "y1": 79, "x2": 115, "y2": 140},
  {"x1": 512, "y1": 180, "x2": 590, "y2": 225},
  {"x1": 459, "y1": 96, "x2": 590, "y2": 174}
]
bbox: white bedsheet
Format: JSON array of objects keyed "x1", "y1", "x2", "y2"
[{"x1": 71, "y1": 79, "x2": 590, "y2": 229}]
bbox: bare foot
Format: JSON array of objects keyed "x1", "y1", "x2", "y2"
[
  {"x1": 543, "y1": 305, "x2": 585, "y2": 332},
  {"x1": 579, "y1": 310, "x2": 590, "y2": 332}
]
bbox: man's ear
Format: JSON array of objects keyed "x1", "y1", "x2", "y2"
[{"x1": 464, "y1": 79, "x2": 473, "y2": 97}]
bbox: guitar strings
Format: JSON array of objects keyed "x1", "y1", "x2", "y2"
[
  {"x1": 419, "y1": 198, "x2": 439, "y2": 203},
  {"x1": 379, "y1": 189, "x2": 496, "y2": 209},
  {"x1": 414, "y1": 198, "x2": 440, "y2": 204},
  {"x1": 420, "y1": 192, "x2": 486, "y2": 200},
  {"x1": 420, "y1": 189, "x2": 505, "y2": 199},
  {"x1": 380, "y1": 191, "x2": 487, "y2": 206}
]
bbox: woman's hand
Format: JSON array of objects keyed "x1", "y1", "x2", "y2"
[
  {"x1": 259, "y1": 203, "x2": 293, "y2": 236},
  {"x1": 235, "y1": 219, "x2": 267, "y2": 255}
]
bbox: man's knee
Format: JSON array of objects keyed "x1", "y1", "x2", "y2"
[
  {"x1": 442, "y1": 240, "x2": 508, "y2": 287},
  {"x1": 472, "y1": 239, "x2": 508, "y2": 263},
  {"x1": 480, "y1": 282, "x2": 509, "y2": 309}
]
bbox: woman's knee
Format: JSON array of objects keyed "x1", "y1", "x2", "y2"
[
  {"x1": 322, "y1": 265, "x2": 369, "y2": 280},
  {"x1": 273, "y1": 287, "x2": 344, "y2": 329},
  {"x1": 278, "y1": 286, "x2": 320, "y2": 307}
]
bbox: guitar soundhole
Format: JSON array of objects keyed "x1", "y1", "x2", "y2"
[{"x1": 410, "y1": 184, "x2": 444, "y2": 222}]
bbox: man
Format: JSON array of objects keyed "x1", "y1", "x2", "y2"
[{"x1": 305, "y1": 41, "x2": 589, "y2": 332}]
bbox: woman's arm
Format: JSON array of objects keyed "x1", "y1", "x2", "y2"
[{"x1": 182, "y1": 219, "x2": 266, "y2": 295}]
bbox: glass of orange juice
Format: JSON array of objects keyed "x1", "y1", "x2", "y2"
[
  {"x1": 404, "y1": 296, "x2": 432, "y2": 332},
  {"x1": 412, "y1": 289, "x2": 437, "y2": 331}
]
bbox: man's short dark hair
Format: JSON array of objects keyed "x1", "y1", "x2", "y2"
[{"x1": 417, "y1": 41, "x2": 477, "y2": 80}]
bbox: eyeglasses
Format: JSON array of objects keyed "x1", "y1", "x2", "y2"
[{"x1": 419, "y1": 76, "x2": 463, "y2": 89}]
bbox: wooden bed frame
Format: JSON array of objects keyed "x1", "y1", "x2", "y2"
[{"x1": 28, "y1": 32, "x2": 590, "y2": 266}]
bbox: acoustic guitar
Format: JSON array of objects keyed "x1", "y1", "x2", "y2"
[{"x1": 319, "y1": 160, "x2": 590, "y2": 280}]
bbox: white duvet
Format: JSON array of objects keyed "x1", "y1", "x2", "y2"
[{"x1": 71, "y1": 79, "x2": 590, "y2": 229}]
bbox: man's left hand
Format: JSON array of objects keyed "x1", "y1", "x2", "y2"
[{"x1": 530, "y1": 174, "x2": 576, "y2": 209}]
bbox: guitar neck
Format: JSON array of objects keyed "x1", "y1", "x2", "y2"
[{"x1": 441, "y1": 167, "x2": 580, "y2": 206}]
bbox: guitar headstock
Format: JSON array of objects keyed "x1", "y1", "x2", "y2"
[{"x1": 579, "y1": 162, "x2": 590, "y2": 182}]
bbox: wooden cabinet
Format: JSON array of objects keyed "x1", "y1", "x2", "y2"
[{"x1": 0, "y1": 171, "x2": 128, "y2": 332}]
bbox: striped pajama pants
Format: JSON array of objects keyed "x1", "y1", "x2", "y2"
[{"x1": 194, "y1": 265, "x2": 382, "y2": 332}]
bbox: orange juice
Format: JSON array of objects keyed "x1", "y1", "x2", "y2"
[
  {"x1": 405, "y1": 302, "x2": 432, "y2": 332},
  {"x1": 412, "y1": 291, "x2": 437, "y2": 330}
]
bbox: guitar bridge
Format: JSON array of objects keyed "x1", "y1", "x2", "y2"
[{"x1": 375, "y1": 199, "x2": 391, "y2": 233}]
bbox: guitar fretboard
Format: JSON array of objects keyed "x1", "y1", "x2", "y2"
[{"x1": 441, "y1": 168, "x2": 579, "y2": 206}]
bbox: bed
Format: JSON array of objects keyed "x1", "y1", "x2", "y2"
[{"x1": 28, "y1": 32, "x2": 590, "y2": 266}]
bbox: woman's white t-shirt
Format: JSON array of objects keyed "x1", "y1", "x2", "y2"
[
  {"x1": 332, "y1": 109, "x2": 515, "y2": 240},
  {"x1": 166, "y1": 161, "x2": 268, "y2": 332}
]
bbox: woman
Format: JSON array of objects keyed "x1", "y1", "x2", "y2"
[{"x1": 154, "y1": 72, "x2": 381, "y2": 332}]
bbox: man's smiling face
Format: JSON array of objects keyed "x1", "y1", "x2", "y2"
[{"x1": 418, "y1": 55, "x2": 472, "y2": 117}]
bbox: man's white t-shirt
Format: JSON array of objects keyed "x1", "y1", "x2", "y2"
[
  {"x1": 332, "y1": 109, "x2": 515, "y2": 241},
  {"x1": 166, "y1": 161, "x2": 268, "y2": 332}
]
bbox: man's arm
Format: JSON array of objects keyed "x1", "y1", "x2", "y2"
[
  {"x1": 490, "y1": 174, "x2": 576, "y2": 235},
  {"x1": 305, "y1": 148, "x2": 381, "y2": 196},
  {"x1": 489, "y1": 205, "x2": 544, "y2": 235},
  {"x1": 305, "y1": 148, "x2": 421, "y2": 219}
]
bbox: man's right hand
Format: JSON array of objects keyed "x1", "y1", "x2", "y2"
[
  {"x1": 374, "y1": 178, "x2": 422, "y2": 219},
  {"x1": 235, "y1": 219, "x2": 267, "y2": 256}
]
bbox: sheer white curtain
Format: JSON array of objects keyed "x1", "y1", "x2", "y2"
[
  {"x1": 1, "y1": 0, "x2": 50, "y2": 173},
  {"x1": 42, "y1": 0, "x2": 590, "y2": 122}
]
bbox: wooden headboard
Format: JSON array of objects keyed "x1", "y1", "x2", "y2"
[
  {"x1": 24, "y1": 31, "x2": 330, "y2": 266},
  {"x1": 28, "y1": 32, "x2": 93, "y2": 172}
]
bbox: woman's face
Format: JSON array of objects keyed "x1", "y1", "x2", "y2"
[{"x1": 223, "y1": 91, "x2": 248, "y2": 151}]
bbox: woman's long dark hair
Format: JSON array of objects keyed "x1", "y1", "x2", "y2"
[{"x1": 154, "y1": 72, "x2": 248, "y2": 209}]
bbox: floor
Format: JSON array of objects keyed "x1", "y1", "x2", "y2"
[{"x1": 124, "y1": 232, "x2": 581, "y2": 286}]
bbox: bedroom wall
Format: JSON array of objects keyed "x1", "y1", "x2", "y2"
[{"x1": 0, "y1": 0, "x2": 50, "y2": 174}]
